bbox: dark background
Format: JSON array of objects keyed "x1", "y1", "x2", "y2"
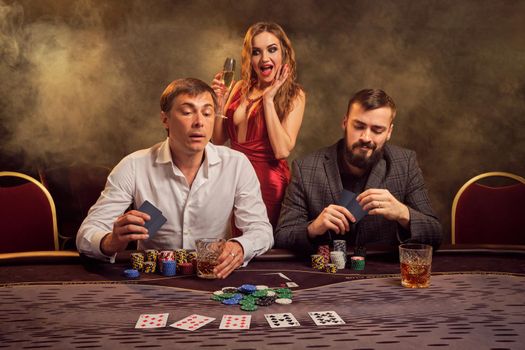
[{"x1": 1, "y1": 0, "x2": 524, "y2": 244}]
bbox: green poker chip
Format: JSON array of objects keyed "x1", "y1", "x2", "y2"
[
  {"x1": 211, "y1": 295, "x2": 222, "y2": 301},
  {"x1": 252, "y1": 290, "x2": 267, "y2": 298},
  {"x1": 220, "y1": 293, "x2": 235, "y2": 299},
  {"x1": 240, "y1": 303, "x2": 258, "y2": 311}
]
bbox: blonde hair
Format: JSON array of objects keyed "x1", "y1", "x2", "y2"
[{"x1": 240, "y1": 22, "x2": 302, "y2": 120}]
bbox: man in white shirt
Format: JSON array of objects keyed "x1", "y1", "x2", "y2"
[{"x1": 77, "y1": 78, "x2": 273, "y2": 278}]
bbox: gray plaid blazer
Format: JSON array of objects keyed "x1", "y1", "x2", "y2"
[{"x1": 274, "y1": 140, "x2": 442, "y2": 254}]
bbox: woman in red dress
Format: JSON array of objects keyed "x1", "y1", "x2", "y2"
[{"x1": 212, "y1": 22, "x2": 306, "y2": 232}]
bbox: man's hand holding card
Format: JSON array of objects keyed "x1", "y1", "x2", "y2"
[
  {"x1": 100, "y1": 200, "x2": 167, "y2": 256},
  {"x1": 307, "y1": 189, "x2": 368, "y2": 239}
]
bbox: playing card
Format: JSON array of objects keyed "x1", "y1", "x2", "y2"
[
  {"x1": 264, "y1": 313, "x2": 300, "y2": 328},
  {"x1": 308, "y1": 311, "x2": 345, "y2": 326},
  {"x1": 286, "y1": 282, "x2": 299, "y2": 288},
  {"x1": 169, "y1": 314, "x2": 215, "y2": 331},
  {"x1": 137, "y1": 200, "x2": 167, "y2": 239},
  {"x1": 337, "y1": 189, "x2": 368, "y2": 223},
  {"x1": 219, "y1": 315, "x2": 251, "y2": 330},
  {"x1": 135, "y1": 313, "x2": 169, "y2": 329},
  {"x1": 337, "y1": 189, "x2": 356, "y2": 207}
]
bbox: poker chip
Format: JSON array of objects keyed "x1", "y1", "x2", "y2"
[
  {"x1": 351, "y1": 256, "x2": 365, "y2": 270},
  {"x1": 144, "y1": 249, "x2": 159, "y2": 262},
  {"x1": 317, "y1": 245, "x2": 330, "y2": 264},
  {"x1": 179, "y1": 262, "x2": 194, "y2": 275},
  {"x1": 240, "y1": 304, "x2": 258, "y2": 311},
  {"x1": 275, "y1": 298, "x2": 292, "y2": 305},
  {"x1": 161, "y1": 260, "x2": 176, "y2": 276},
  {"x1": 325, "y1": 263, "x2": 337, "y2": 273},
  {"x1": 330, "y1": 251, "x2": 346, "y2": 270},
  {"x1": 130, "y1": 252, "x2": 145, "y2": 272},
  {"x1": 256, "y1": 296, "x2": 276, "y2": 306},
  {"x1": 123, "y1": 269, "x2": 140, "y2": 279},
  {"x1": 143, "y1": 261, "x2": 156, "y2": 273},
  {"x1": 255, "y1": 285, "x2": 269, "y2": 290},
  {"x1": 210, "y1": 284, "x2": 295, "y2": 311},
  {"x1": 221, "y1": 287, "x2": 238, "y2": 293},
  {"x1": 222, "y1": 298, "x2": 240, "y2": 305},
  {"x1": 239, "y1": 284, "x2": 257, "y2": 294},
  {"x1": 253, "y1": 290, "x2": 268, "y2": 298},
  {"x1": 333, "y1": 240, "x2": 347, "y2": 263},
  {"x1": 311, "y1": 254, "x2": 325, "y2": 270}
]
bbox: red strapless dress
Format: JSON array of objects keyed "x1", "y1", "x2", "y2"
[{"x1": 225, "y1": 89, "x2": 291, "y2": 231}]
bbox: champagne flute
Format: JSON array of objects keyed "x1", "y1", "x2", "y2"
[{"x1": 221, "y1": 57, "x2": 235, "y2": 91}]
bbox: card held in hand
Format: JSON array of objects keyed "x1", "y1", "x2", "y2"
[
  {"x1": 337, "y1": 189, "x2": 368, "y2": 223},
  {"x1": 137, "y1": 200, "x2": 167, "y2": 239}
]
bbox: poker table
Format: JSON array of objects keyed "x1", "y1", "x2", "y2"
[{"x1": 1, "y1": 245, "x2": 524, "y2": 350}]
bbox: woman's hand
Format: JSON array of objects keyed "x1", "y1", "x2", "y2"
[{"x1": 262, "y1": 64, "x2": 289, "y2": 102}]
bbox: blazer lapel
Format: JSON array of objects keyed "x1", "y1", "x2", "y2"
[
  {"x1": 364, "y1": 150, "x2": 387, "y2": 190},
  {"x1": 323, "y1": 141, "x2": 343, "y2": 203}
]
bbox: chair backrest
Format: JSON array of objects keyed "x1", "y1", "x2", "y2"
[
  {"x1": 451, "y1": 172, "x2": 525, "y2": 245},
  {"x1": 0, "y1": 171, "x2": 59, "y2": 253}
]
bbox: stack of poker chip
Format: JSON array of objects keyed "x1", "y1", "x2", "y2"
[
  {"x1": 317, "y1": 245, "x2": 331, "y2": 264},
  {"x1": 211, "y1": 285, "x2": 294, "y2": 312},
  {"x1": 351, "y1": 256, "x2": 365, "y2": 270},
  {"x1": 145, "y1": 249, "x2": 158, "y2": 263},
  {"x1": 330, "y1": 251, "x2": 346, "y2": 270},
  {"x1": 311, "y1": 254, "x2": 325, "y2": 270},
  {"x1": 130, "y1": 252, "x2": 145, "y2": 271},
  {"x1": 325, "y1": 263, "x2": 337, "y2": 273},
  {"x1": 158, "y1": 250, "x2": 175, "y2": 273},
  {"x1": 143, "y1": 261, "x2": 156, "y2": 273},
  {"x1": 175, "y1": 249, "x2": 188, "y2": 264},
  {"x1": 161, "y1": 260, "x2": 176, "y2": 276},
  {"x1": 333, "y1": 240, "x2": 347, "y2": 264},
  {"x1": 187, "y1": 250, "x2": 197, "y2": 267},
  {"x1": 179, "y1": 262, "x2": 194, "y2": 275}
]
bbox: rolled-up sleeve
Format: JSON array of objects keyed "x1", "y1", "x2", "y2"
[{"x1": 231, "y1": 156, "x2": 274, "y2": 264}]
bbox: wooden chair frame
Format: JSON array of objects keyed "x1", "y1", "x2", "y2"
[
  {"x1": 0, "y1": 171, "x2": 60, "y2": 255},
  {"x1": 451, "y1": 171, "x2": 525, "y2": 244}
]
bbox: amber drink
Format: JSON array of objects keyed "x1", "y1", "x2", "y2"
[
  {"x1": 196, "y1": 238, "x2": 225, "y2": 279},
  {"x1": 399, "y1": 244, "x2": 432, "y2": 288}
]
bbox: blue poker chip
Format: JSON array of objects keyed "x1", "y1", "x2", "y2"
[
  {"x1": 222, "y1": 298, "x2": 240, "y2": 305},
  {"x1": 124, "y1": 269, "x2": 140, "y2": 279},
  {"x1": 239, "y1": 284, "x2": 257, "y2": 294},
  {"x1": 231, "y1": 293, "x2": 244, "y2": 300},
  {"x1": 162, "y1": 261, "x2": 177, "y2": 276}
]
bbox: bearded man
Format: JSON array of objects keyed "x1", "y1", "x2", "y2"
[{"x1": 274, "y1": 89, "x2": 442, "y2": 254}]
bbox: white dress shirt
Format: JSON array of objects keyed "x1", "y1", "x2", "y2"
[{"x1": 77, "y1": 139, "x2": 273, "y2": 263}]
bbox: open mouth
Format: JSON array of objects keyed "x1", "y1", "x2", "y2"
[{"x1": 260, "y1": 64, "x2": 274, "y2": 77}]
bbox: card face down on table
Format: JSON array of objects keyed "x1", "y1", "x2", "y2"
[{"x1": 137, "y1": 200, "x2": 167, "y2": 239}]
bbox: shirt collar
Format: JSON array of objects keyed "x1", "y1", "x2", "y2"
[{"x1": 155, "y1": 138, "x2": 221, "y2": 167}]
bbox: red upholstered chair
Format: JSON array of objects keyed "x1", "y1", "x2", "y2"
[
  {"x1": 451, "y1": 172, "x2": 525, "y2": 245},
  {"x1": 0, "y1": 171, "x2": 59, "y2": 253}
]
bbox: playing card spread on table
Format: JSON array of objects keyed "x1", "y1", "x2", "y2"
[
  {"x1": 337, "y1": 189, "x2": 368, "y2": 223},
  {"x1": 170, "y1": 314, "x2": 215, "y2": 331},
  {"x1": 219, "y1": 315, "x2": 251, "y2": 330},
  {"x1": 264, "y1": 313, "x2": 300, "y2": 328},
  {"x1": 308, "y1": 311, "x2": 345, "y2": 326},
  {"x1": 137, "y1": 200, "x2": 167, "y2": 239},
  {"x1": 135, "y1": 313, "x2": 169, "y2": 329}
]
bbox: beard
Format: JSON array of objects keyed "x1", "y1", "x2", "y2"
[{"x1": 344, "y1": 139, "x2": 385, "y2": 170}]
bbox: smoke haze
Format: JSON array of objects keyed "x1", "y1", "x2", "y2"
[{"x1": 1, "y1": 0, "x2": 524, "y2": 242}]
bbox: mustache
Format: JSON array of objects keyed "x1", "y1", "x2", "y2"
[{"x1": 351, "y1": 140, "x2": 376, "y2": 151}]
